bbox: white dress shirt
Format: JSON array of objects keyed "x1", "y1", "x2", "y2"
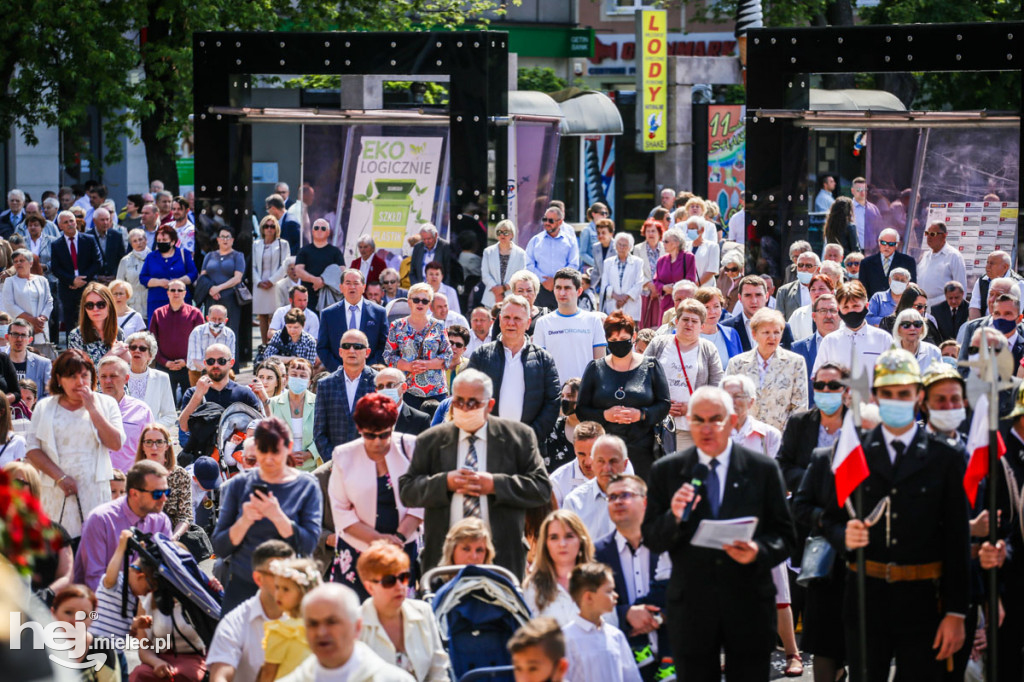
[
  {"x1": 466, "y1": 331, "x2": 492, "y2": 355},
  {"x1": 563, "y1": 615, "x2": 643, "y2": 682},
  {"x1": 563, "y1": 478, "x2": 614, "y2": 541},
  {"x1": 344, "y1": 370, "x2": 361, "y2": 411},
  {"x1": 497, "y1": 345, "x2": 526, "y2": 421},
  {"x1": 550, "y1": 459, "x2": 590, "y2": 506},
  {"x1": 813, "y1": 323, "x2": 893, "y2": 380},
  {"x1": 732, "y1": 417, "x2": 782, "y2": 459},
  {"x1": 789, "y1": 304, "x2": 813, "y2": 341},
  {"x1": 450, "y1": 425, "x2": 489, "y2": 525},
  {"x1": 917, "y1": 244, "x2": 968, "y2": 306},
  {"x1": 205, "y1": 594, "x2": 273, "y2": 681},
  {"x1": 65, "y1": 234, "x2": 80, "y2": 276},
  {"x1": 345, "y1": 298, "x2": 364, "y2": 331},
  {"x1": 881, "y1": 423, "x2": 918, "y2": 464},
  {"x1": 270, "y1": 304, "x2": 320, "y2": 338}
]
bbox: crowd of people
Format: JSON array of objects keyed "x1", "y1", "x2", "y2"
[{"x1": 0, "y1": 180, "x2": 1022, "y2": 682}]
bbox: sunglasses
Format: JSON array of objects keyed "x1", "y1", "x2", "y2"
[
  {"x1": 410, "y1": 297, "x2": 431, "y2": 306},
  {"x1": 361, "y1": 429, "x2": 393, "y2": 441},
  {"x1": 129, "y1": 344, "x2": 150, "y2": 352},
  {"x1": 813, "y1": 380, "x2": 845, "y2": 391},
  {"x1": 844, "y1": 261, "x2": 861, "y2": 268},
  {"x1": 84, "y1": 300, "x2": 108, "y2": 311},
  {"x1": 376, "y1": 382, "x2": 400, "y2": 390},
  {"x1": 168, "y1": 288, "x2": 187, "y2": 293},
  {"x1": 495, "y1": 230, "x2": 512, "y2": 236},
  {"x1": 369, "y1": 572, "x2": 410, "y2": 588},
  {"x1": 542, "y1": 218, "x2": 557, "y2": 224},
  {"x1": 723, "y1": 267, "x2": 741, "y2": 274},
  {"x1": 607, "y1": 491, "x2": 642, "y2": 503},
  {"x1": 340, "y1": 342, "x2": 367, "y2": 350},
  {"x1": 450, "y1": 342, "x2": 465, "y2": 349},
  {"x1": 313, "y1": 225, "x2": 329, "y2": 232},
  {"x1": 381, "y1": 279, "x2": 398, "y2": 285},
  {"x1": 912, "y1": 304, "x2": 928, "y2": 312},
  {"x1": 205, "y1": 357, "x2": 230, "y2": 366},
  {"x1": 592, "y1": 210, "x2": 608, "y2": 216},
  {"x1": 878, "y1": 240, "x2": 898, "y2": 247},
  {"x1": 899, "y1": 320, "x2": 924, "y2": 330},
  {"x1": 924, "y1": 231, "x2": 943, "y2": 237},
  {"x1": 135, "y1": 488, "x2": 172, "y2": 500},
  {"x1": 452, "y1": 397, "x2": 486, "y2": 411}
]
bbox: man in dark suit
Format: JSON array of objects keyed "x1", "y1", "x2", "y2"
[
  {"x1": 466, "y1": 294, "x2": 560, "y2": 444},
  {"x1": 399, "y1": 368, "x2": 552, "y2": 580},
  {"x1": 317, "y1": 268, "x2": 387, "y2": 370},
  {"x1": 374, "y1": 367, "x2": 431, "y2": 436},
  {"x1": 790, "y1": 293, "x2": 841, "y2": 397},
  {"x1": 89, "y1": 207, "x2": 126, "y2": 284},
  {"x1": 931, "y1": 281, "x2": 968, "y2": 342},
  {"x1": 408, "y1": 223, "x2": 455, "y2": 286},
  {"x1": 596, "y1": 474, "x2": 671, "y2": 682},
  {"x1": 312, "y1": 329, "x2": 378, "y2": 460},
  {"x1": 858, "y1": 228, "x2": 918, "y2": 298},
  {"x1": 956, "y1": 277, "x2": 1019, "y2": 358},
  {"x1": 642, "y1": 385, "x2": 796, "y2": 681},
  {"x1": 51, "y1": 209, "x2": 103, "y2": 329},
  {"x1": 822, "y1": 348, "x2": 969, "y2": 681},
  {"x1": 349, "y1": 235, "x2": 388, "y2": 285},
  {"x1": 720, "y1": 275, "x2": 794, "y2": 352},
  {"x1": 777, "y1": 362, "x2": 848, "y2": 494},
  {"x1": 775, "y1": 252, "x2": 819, "y2": 320}
]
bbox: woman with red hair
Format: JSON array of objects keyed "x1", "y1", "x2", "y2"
[{"x1": 327, "y1": 393, "x2": 424, "y2": 599}]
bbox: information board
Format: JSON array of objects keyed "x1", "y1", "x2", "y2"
[{"x1": 926, "y1": 201, "x2": 1019, "y2": 291}]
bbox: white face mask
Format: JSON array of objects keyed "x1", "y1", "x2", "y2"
[
  {"x1": 890, "y1": 281, "x2": 908, "y2": 296},
  {"x1": 929, "y1": 407, "x2": 966, "y2": 433},
  {"x1": 451, "y1": 405, "x2": 487, "y2": 433}
]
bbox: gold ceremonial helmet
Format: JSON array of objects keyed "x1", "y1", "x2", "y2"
[
  {"x1": 921, "y1": 362, "x2": 965, "y2": 391},
  {"x1": 1004, "y1": 381, "x2": 1024, "y2": 421},
  {"x1": 872, "y1": 348, "x2": 921, "y2": 388}
]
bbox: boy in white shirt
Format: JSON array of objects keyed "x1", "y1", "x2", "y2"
[{"x1": 563, "y1": 563, "x2": 642, "y2": 682}]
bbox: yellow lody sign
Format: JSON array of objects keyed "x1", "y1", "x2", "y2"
[{"x1": 637, "y1": 10, "x2": 668, "y2": 153}]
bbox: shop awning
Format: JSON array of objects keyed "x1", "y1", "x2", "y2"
[
  {"x1": 552, "y1": 89, "x2": 624, "y2": 136},
  {"x1": 508, "y1": 91, "x2": 565, "y2": 123},
  {"x1": 809, "y1": 88, "x2": 907, "y2": 111}
]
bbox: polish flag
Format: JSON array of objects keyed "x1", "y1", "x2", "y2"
[
  {"x1": 832, "y1": 410, "x2": 870, "y2": 507},
  {"x1": 964, "y1": 394, "x2": 1006, "y2": 507}
]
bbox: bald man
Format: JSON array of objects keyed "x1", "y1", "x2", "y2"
[{"x1": 313, "y1": 329, "x2": 378, "y2": 459}]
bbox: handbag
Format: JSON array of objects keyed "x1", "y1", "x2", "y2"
[
  {"x1": 234, "y1": 281, "x2": 253, "y2": 305},
  {"x1": 180, "y1": 523, "x2": 214, "y2": 563},
  {"x1": 796, "y1": 535, "x2": 836, "y2": 586},
  {"x1": 59, "y1": 494, "x2": 85, "y2": 554}
]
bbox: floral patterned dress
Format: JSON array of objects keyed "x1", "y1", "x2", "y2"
[
  {"x1": 383, "y1": 317, "x2": 453, "y2": 398},
  {"x1": 67, "y1": 326, "x2": 125, "y2": 365}
]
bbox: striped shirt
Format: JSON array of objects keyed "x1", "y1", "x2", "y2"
[
  {"x1": 92, "y1": 571, "x2": 138, "y2": 639},
  {"x1": 187, "y1": 323, "x2": 237, "y2": 371}
]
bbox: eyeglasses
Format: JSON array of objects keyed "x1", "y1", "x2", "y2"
[
  {"x1": 376, "y1": 382, "x2": 400, "y2": 390},
  {"x1": 8, "y1": 332, "x2": 30, "y2": 339},
  {"x1": 142, "y1": 439, "x2": 168, "y2": 447},
  {"x1": 450, "y1": 342, "x2": 465, "y2": 349},
  {"x1": 814, "y1": 307, "x2": 839, "y2": 316},
  {"x1": 410, "y1": 297, "x2": 430, "y2": 306},
  {"x1": 340, "y1": 342, "x2": 367, "y2": 350},
  {"x1": 205, "y1": 357, "x2": 230, "y2": 366},
  {"x1": 813, "y1": 380, "x2": 845, "y2": 391},
  {"x1": 218, "y1": 234, "x2": 233, "y2": 240},
  {"x1": 690, "y1": 416, "x2": 728, "y2": 429},
  {"x1": 878, "y1": 240, "x2": 898, "y2": 247},
  {"x1": 542, "y1": 218, "x2": 557, "y2": 224},
  {"x1": 608, "y1": 491, "x2": 642, "y2": 503},
  {"x1": 452, "y1": 397, "x2": 486, "y2": 411},
  {"x1": 313, "y1": 225, "x2": 329, "y2": 232},
  {"x1": 361, "y1": 429, "x2": 393, "y2": 441},
  {"x1": 84, "y1": 300, "x2": 108, "y2": 311},
  {"x1": 369, "y1": 572, "x2": 410, "y2": 588},
  {"x1": 134, "y1": 488, "x2": 172, "y2": 500},
  {"x1": 168, "y1": 288, "x2": 186, "y2": 293},
  {"x1": 129, "y1": 344, "x2": 150, "y2": 352},
  {"x1": 899, "y1": 320, "x2": 924, "y2": 330}
]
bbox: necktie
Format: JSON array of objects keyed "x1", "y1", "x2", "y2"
[
  {"x1": 349, "y1": 305, "x2": 358, "y2": 331},
  {"x1": 463, "y1": 435, "x2": 481, "y2": 518},
  {"x1": 69, "y1": 238, "x2": 78, "y2": 270},
  {"x1": 706, "y1": 459, "x2": 721, "y2": 518},
  {"x1": 883, "y1": 255, "x2": 892, "y2": 275},
  {"x1": 891, "y1": 440, "x2": 906, "y2": 466}
]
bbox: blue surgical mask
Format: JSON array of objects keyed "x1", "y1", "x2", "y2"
[
  {"x1": 814, "y1": 391, "x2": 843, "y2": 416},
  {"x1": 0, "y1": 325, "x2": 8, "y2": 338},
  {"x1": 878, "y1": 398, "x2": 917, "y2": 429},
  {"x1": 796, "y1": 271, "x2": 813, "y2": 286},
  {"x1": 847, "y1": 272, "x2": 859, "y2": 280},
  {"x1": 941, "y1": 356, "x2": 959, "y2": 368},
  {"x1": 686, "y1": 229, "x2": 699, "y2": 242},
  {"x1": 992, "y1": 317, "x2": 1017, "y2": 334},
  {"x1": 379, "y1": 387, "x2": 400, "y2": 404},
  {"x1": 287, "y1": 377, "x2": 309, "y2": 395}
]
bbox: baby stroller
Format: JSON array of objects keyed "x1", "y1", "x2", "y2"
[
  {"x1": 217, "y1": 402, "x2": 264, "y2": 473},
  {"x1": 426, "y1": 565, "x2": 532, "y2": 682},
  {"x1": 123, "y1": 530, "x2": 222, "y2": 648}
]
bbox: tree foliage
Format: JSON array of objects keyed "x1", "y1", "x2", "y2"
[
  {"x1": 3, "y1": 0, "x2": 504, "y2": 192},
  {"x1": 517, "y1": 67, "x2": 568, "y2": 93}
]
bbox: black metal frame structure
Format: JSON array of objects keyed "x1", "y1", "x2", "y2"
[
  {"x1": 744, "y1": 22, "x2": 1022, "y2": 276},
  {"x1": 192, "y1": 31, "x2": 509, "y2": 361}
]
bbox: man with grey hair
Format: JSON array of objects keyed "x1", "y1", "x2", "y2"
[
  {"x1": 140, "y1": 202, "x2": 161, "y2": 249},
  {"x1": 933, "y1": 280, "x2": 968, "y2": 342},
  {"x1": 657, "y1": 279, "x2": 698, "y2": 332},
  {"x1": 859, "y1": 227, "x2": 917, "y2": 298},
  {"x1": 0, "y1": 188, "x2": 26, "y2": 238},
  {"x1": 279, "y1": 583, "x2": 414, "y2": 681},
  {"x1": 822, "y1": 242, "x2": 844, "y2": 264},
  {"x1": 917, "y1": 220, "x2": 967, "y2": 306},
  {"x1": 150, "y1": 179, "x2": 165, "y2": 194},
  {"x1": 563, "y1": 434, "x2": 631, "y2": 540},
  {"x1": 642, "y1": 384, "x2": 795, "y2": 681},
  {"x1": 721, "y1": 374, "x2": 782, "y2": 459},
  {"x1": 274, "y1": 181, "x2": 291, "y2": 205},
  {"x1": 51, "y1": 209, "x2": 103, "y2": 329},
  {"x1": 400, "y1": 367, "x2": 552, "y2": 579},
  {"x1": 409, "y1": 222, "x2": 455, "y2": 287},
  {"x1": 97, "y1": 355, "x2": 155, "y2": 474},
  {"x1": 348, "y1": 233, "x2": 387, "y2": 284},
  {"x1": 375, "y1": 367, "x2": 431, "y2": 436},
  {"x1": 969, "y1": 249, "x2": 1024, "y2": 319},
  {"x1": 526, "y1": 205, "x2": 580, "y2": 309},
  {"x1": 776, "y1": 250, "x2": 821, "y2": 320},
  {"x1": 295, "y1": 218, "x2": 345, "y2": 313},
  {"x1": 783, "y1": 240, "x2": 811, "y2": 285},
  {"x1": 89, "y1": 207, "x2": 126, "y2": 284}
]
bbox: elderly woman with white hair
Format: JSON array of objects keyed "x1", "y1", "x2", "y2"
[
  {"x1": 725, "y1": 308, "x2": 808, "y2": 432},
  {"x1": 481, "y1": 219, "x2": 527, "y2": 307},
  {"x1": 0, "y1": 248, "x2": 53, "y2": 344},
  {"x1": 600, "y1": 232, "x2": 647, "y2": 321},
  {"x1": 684, "y1": 216, "x2": 722, "y2": 287},
  {"x1": 715, "y1": 249, "x2": 745, "y2": 312},
  {"x1": 108, "y1": 279, "x2": 147, "y2": 337},
  {"x1": 125, "y1": 331, "x2": 178, "y2": 429},
  {"x1": 116, "y1": 228, "x2": 151, "y2": 318},
  {"x1": 892, "y1": 308, "x2": 942, "y2": 373},
  {"x1": 652, "y1": 227, "x2": 698, "y2": 319}
]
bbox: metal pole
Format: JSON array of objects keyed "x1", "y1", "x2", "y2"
[
  {"x1": 855, "y1": 484, "x2": 868, "y2": 682},
  {"x1": 987, "y1": 399, "x2": 999, "y2": 682}
]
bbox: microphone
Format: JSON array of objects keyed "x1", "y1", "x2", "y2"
[{"x1": 681, "y1": 463, "x2": 709, "y2": 522}]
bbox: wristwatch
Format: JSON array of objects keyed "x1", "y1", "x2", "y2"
[{"x1": 395, "y1": 532, "x2": 408, "y2": 544}]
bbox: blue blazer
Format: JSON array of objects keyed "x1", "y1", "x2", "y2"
[
  {"x1": 312, "y1": 366, "x2": 378, "y2": 460},
  {"x1": 791, "y1": 334, "x2": 819, "y2": 397},
  {"x1": 716, "y1": 322, "x2": 743, "y2": 362},
  {"x1": 316, "y1": 299, "x2": 388, "y2": 371},
  {"x1": 720, "y1": 312, "x2": 795, "y2": 352},
  {"x1": 594, "y1": 531, "x2": 667, "y2": 646}
]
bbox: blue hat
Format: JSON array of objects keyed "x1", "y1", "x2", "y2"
[{"x1": 193, "y1": 456, "x2": 221, "y2": 490}]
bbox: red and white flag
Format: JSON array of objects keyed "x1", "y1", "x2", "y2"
[
  {"x1": 832, "y1": 410, "x2": 870, "y2": 507},
  {"x1": 964, "y1": 394, "x2": 1006, "y2": 507}
]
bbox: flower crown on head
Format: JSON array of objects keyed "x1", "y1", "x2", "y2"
[{"x1": 268, "y1": 559, "x2": 320, "y2": 588}]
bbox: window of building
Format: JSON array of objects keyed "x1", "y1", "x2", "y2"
[{"x1": 607, "y1": 0, "x2": 660, "y2": 15}]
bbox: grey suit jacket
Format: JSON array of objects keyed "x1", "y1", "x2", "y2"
[
  {"x1": 775, "y1": 280, "x2": 805, "y2": 321},
  {"x1": 398, "y1": 416, "x2": 552, "y2": 579}
]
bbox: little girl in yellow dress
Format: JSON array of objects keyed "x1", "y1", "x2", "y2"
[{"x1": 259, "y1": 557, "x2": 323, "y2": 680}]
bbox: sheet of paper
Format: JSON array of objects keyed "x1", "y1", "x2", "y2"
[{"x1": 690, "y1": 516, "x2": 759, "y2": 550}]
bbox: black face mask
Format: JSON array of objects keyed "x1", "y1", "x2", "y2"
[
  {"x1": 607, "y1": 339, "x2": 633, "y2": 358},
  {"x1": 839, "y1": 308, "x2": 868, "y2": 329},
  {"x1": 561, "y1": 399, "x2": 576, "y2": 416},
  {"x1": 156, "y1": 241, "x2": 173, "y2": 253}
]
